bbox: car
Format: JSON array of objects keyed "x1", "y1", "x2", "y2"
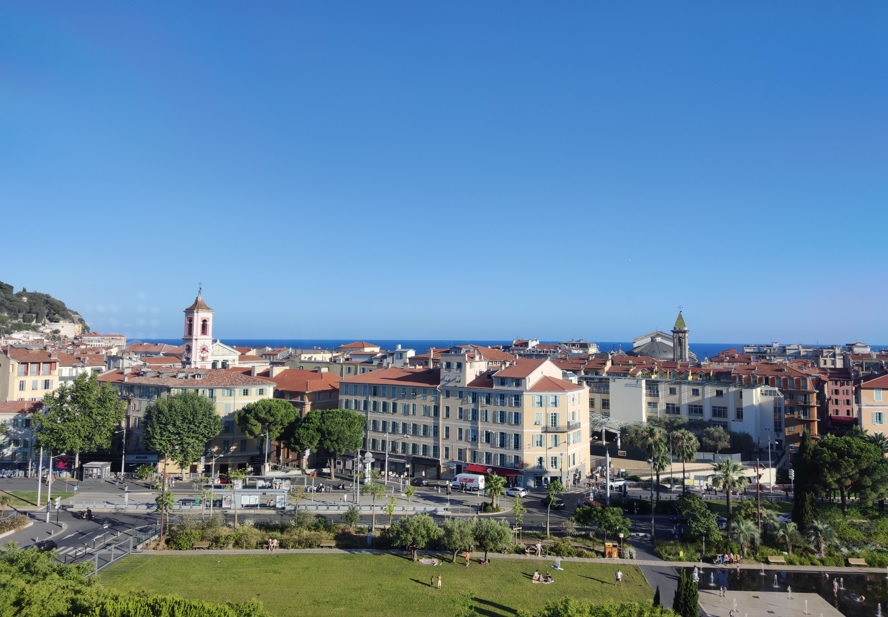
[
  {"x1": 410, "y1": 477, "x2": 428, "y2": 487},
  {"x1": 541, "y1": 496, "x2": 566, "y2": 510},
  {"x1": 778, "y1": 514, "x2": 792, "y2": 523},
  {"x1": 716, "y1": 516, "x2": 728, "y2": 530},
  {"x1": 34, "y1": 540, "x2": 57, "y2": 553},
  {"x1": 505, "y1": 487, "x2": 527, "y2": 498}
]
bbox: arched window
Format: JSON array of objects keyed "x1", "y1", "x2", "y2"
[
  {"x1": 201, "y1": 319, "x2": 209, "y2": 336},
  {"x1": 186, "y1": 318, "x2": 193, "y2": 336}
]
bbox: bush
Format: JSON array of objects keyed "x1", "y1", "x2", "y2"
[
  {"x1": 549, "y1": 538, "x2": 577, "y2": 557},
  {"x1": 480, "y1": 503, "x2": 501, "y2": 513},
  {"x1": 0, "y1": 514, "x2": 28, "y2": 534}
]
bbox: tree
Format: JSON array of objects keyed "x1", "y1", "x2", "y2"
[
  {"x1": 671, "y1": 429, "x2": 698, "y2": 493},
  {"x1": 385, "y1": 495, "x2": 397, "y2": 527},
  {"x1": 0, "y1": 494, "x2": 11, "y2": 519},
  {"x1": 404, "y1": 484, "x2": 415, "y2": 505},
  {"x1": 625, "y1": 424, "x2": 668, "y2": 503},
  {"x1": 805, "y1": 519, "x2": 836, "y2": 559},
  {"x1": 701, "y1": 426, "x2": 730, "y2": 454},
  {"x1": 545, "y1": 479, "x2": 564, "y2": 537},
  {"x1": 342, "y1": 505, "x2": 360, "y2": 528},
  {"x1": 672, "y1": 568, "x2": 698, "y2": 617},
  {"x1": 868, "y1": 431, "x2": 888, "y2": 454},
  {"x1": 811, "y1": 434, "x2": 888, "y2": 515},
  {"x1": 574, "y1": 506, "x2": 630, "y2": 544},
  {"x1": 285, "y1": 409, "x2": 364, "y2": 480},
  {"x1": 288, "y1": 485, "x2": 305, "y2": 512},
  {"x1": 143, "y1": 391, "x2": 222, "y2": 474},
  {"x1": 791, "y1": 429, "x2": 816, "y2": 532},
  {"x1": 729, "y1": 518, "x2": 760, "y2": 557},
  {"x1": 442, "y1": 518, "x2": 476, "y2": 564},
  {"x1": 388, "y1": 513, "x2": 441, "y2": 559},
  {"x1": 513, "y1": 494, "x2": 526, "y2": 536},
  {"x1": 234, "y1": 399, "x2": 298, "y2": 471},
  {"x1": 775, "y1": 521, "x2": 800, "y2": 555},
  {"x1": 485, "y1": 473, "x2": 505, "y2": 510},
  {"x1": 35, "y1": 372, "x2": 126, "y2": 472},
  {"x1": 155, "y1": 489, "x2": 175, "y2": 537},
  {"x1": 227, "y1": 468, "x2": 248, "y2": 528},
  {"x1": 710, "y1": 459, "x2": 749, "y2": 533},
  {"x1": 361, "y1": 471, "x2": 386, "y2": 535},
  {"x1": 473, "y1": 518, "x2": 511, "y2": 562},
  {"x1": 673, "y1": 493, "x2": 719, "y2": 546}
]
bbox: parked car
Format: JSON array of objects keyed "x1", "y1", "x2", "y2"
[
  {"x1": 410, "y1": 477, "x2": 428, "y2": 487},
  {"x1": 541, "y1": 496, "x2": 566, "y2": 510},
  {"x1": 34, "y1": 540, "x2": 57, "y2": 553},
  {"x1": 506, "y1": 487, "x2": 527, "y2": 498}
]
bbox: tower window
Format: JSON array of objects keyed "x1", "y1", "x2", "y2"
[
  {"x1": 186, "y1": 318, "x2": 193, "y2": 336},
  {"x1": 201, "y1": 319, "x2": 209, "y2": 335}
]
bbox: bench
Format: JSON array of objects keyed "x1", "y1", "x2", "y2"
[
  {"x1": 319, "y1": 540, "x2": 337, "y2": 548},
  {"x1": 847, "y1": 558, "x2": 867, "y2": 566},
  {"x1": 191, "y1": 542, "x2": 211, "y2": 550},
  {"x1": 767, "y1": 556, "x2": 786, "y2": 564}
]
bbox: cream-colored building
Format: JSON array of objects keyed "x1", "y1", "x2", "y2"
[
  {"x1": 340, "y1": 346, "x2": 590, "y2": 489},
  {"x1": 101, "y1": 366, "x2": 276, "y2": 476},
  {"x1": 858, "y1": 374, "x2": 888, "y2": 436},
  {"x1": 0, "y1": 401, "x2": 40, "y2": 472},
  {"x1": 0, "y1": 347, "x2": 60, "y2": 402}
]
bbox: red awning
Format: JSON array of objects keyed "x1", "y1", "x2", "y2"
[
  {"x1": 829, "y1": 415, "x2": 857, "y2": 423},
  {"x1": 465, "y1": 463, "x2": 520, "y2": 477}
]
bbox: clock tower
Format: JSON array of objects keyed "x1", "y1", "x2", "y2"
[{"x1": 183, "y1": 288, "x2": 214, "y2": 369}]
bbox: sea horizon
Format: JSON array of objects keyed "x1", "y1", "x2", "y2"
[{"x1": 131, "y1": 338, "x2": 876, "y2": 362}]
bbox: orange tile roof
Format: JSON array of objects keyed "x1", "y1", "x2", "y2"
[
  {"x1": 4, "y1": 348, "x2": 57, "y2": 363},
  {"x1": 529, "y1": 375, "x2": 584, "y2": 393},
  {"x1": 0, "y1": 401, "x2": 42, "y2": 414},
  {"x1": 271, "y1": 369, "x2": 340, "y2": 393},
  {"x1": 341, "y1": 367, "x2": 440, "y2": 388},
  {"x1": 495, "y1": 358, "x2": 547, "y2": 378},
  {"x1": 861, "y1": 374, "x2": 888, "y2": 389},
  {"x1": 340, "y1": 341, "x2": 377, "y2": 348},
  {"x1": 114, "y1": 368, "x2": 274, "y2": 388}
]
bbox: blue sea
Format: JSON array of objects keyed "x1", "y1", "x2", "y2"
[{"x1": 140, "y1": 338, "x2": 743, "y2": 361}]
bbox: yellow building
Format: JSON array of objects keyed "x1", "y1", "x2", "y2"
[
  {"x1": 0, "y1": 347, "x2": 60, "y2": 402},
  {"x1": 858, "y1": 374, "x2": 888, "y2": 436}
]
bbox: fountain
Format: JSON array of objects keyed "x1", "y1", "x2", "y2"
[
  {"x1": 804, "y1": 599, "x2": 809, "y2": 615},
  {"x1": 877, "y1": 603, "x2": 883, "y2": 617},
  {"x1": 788, "y1": 585, "x2": 793, "y2": 599},
  {"x1": 773, "y1": 575, "x2": 780, "y2": 588},
  {"x1": 733, "y1": 598, "x2": 738, "y2": 612},
  {"x1": 840, "y1": 577, "x2": 845, "y2": 590},
  {"x1": 709, "y1": 572, "x2": 716, "y2": 587},
  {"x1": 760, "y1": 564, "x2": 765, "y2": 576}
]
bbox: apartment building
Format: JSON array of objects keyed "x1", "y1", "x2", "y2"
[
  {"x1": 340, "y1": 346, "x2": 590, "y2": 489},
  {"x1": 858, "y1": 374, "x2": 888, "y2": 436},
  {"x1": 101, "y1": 366, "x2": 276, "y2": 475},
  {"x1": 0, "y1": 347, "x2": 60, "y2": 402},
  {"x1": 0, "y1": 400, "x2": 40, "y2": 472},
  {"x1": 581, "y1": 372, "x2": 784, "y2": 449}
]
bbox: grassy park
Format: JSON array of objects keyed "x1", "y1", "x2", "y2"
[{"x1": 98, "y1": 553, "x2": 652, "y2": 617}]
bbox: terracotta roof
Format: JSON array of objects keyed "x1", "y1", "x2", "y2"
[
  {"x1": 142, "y1": 356, "x2": 181, "y2": 366},
  {"x1": 233, "y1": 347, "x2": 253, "y2": 354},
  {"x1": 238, "y1": 355, "x2": 266, "y2": 362},
  {"x1": 54, "y1": 352, "x2": 106, "y2": 367},
  {"x1": 3, "y1": 348, "x2": 57, "y2": 363},
  {"x1": 184, "y1": 291, "x2": 213, "y2": 312},
  {"x1": 340, "y1": 342, "x2": 377, "y2": 349},
  {"x1": 341, "y1": 367, "x2": 440, "y2": 388},
  {"x1": 495, "y1": 358, "x2": 547, "y2": 379},
  {"x1": 109, "y1": 367, "x2": 273, "y2": 388},
  {"x1": 529, "y1": 376, "x2": 584, "y2": 393},
  {"x1": 860, "y1": 374, "x2": 888, "y2": 389},
  {"x1": 270, "y1": 369, "x2": 340, "y2": 393},
  {"x1": 0, "y1": 401, "x2": 42, "y2": 415}
]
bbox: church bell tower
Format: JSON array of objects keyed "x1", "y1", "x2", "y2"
[
  {"x1": 672, "y1": 310, "x2": 689, "y2": 363},
  {"x1": 183, "y1": 288, "x2": 214, "y2": 369}
]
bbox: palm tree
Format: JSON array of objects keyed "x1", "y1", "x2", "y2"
[
  {"x1": 486, "y1": 473, "x2": 506, "y2": 510},
  {"x1": 672, "y1": 429, "x2": 699, "y2": 493},
  {"x1": 805, "y1": 519, "x2": 836, "y2": 559},
  {"x1": 729, "y1": 518, "x2": 760, "y2": 558},
  {"x1": 0, "y1": 494, "x2": 11, "y2": 520},
  {"x1": 710, "y1": 459, "x2": 749, "y2": 533},
  {"x1": 868, "y1": 432, "x2": 888, "y2": 455},
  {"x1": 775, "y1": 521, "x2": 799, "y2": 555}
]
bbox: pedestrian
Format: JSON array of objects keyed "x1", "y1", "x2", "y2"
[
  {"x1": 431, "y1": 576, "x2": 435, "y2": 588},
  {"x1": 464, "y1": 551, "x2": 471, "y2": 566},
  {"x1": 437, "y1": 574, "x2": 442, "y2": 589},
  {"x1": 615, "y1": 570, "x2": 622, "y2": 585},
  {"x1": 73, "y1": 484, "x2": 78, "y2": 493}
]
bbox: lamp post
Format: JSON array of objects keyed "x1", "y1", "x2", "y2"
[
  {"x1": 45, "y1": 450, "x2": 66, "y2": 524},
  {"x1": 649, "y1": 457, "x2": 655, "y2": 546},
  {"x1": 36, "y1": 446, "x2": 44, "y2": 507},
  {"x1": 619, "y1": 532, "x2": 624, "y2": 554},
  {"x1": 768, "y1": 440, "x2": 773, "y2": 493},
  {"x1": 383, "y1": 433, "x2": 389, "y2": 486},
  {"x1": 259, "y1": 431, "x2": 270, "y2": 476}
]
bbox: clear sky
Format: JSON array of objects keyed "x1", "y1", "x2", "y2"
[{"x1": 2, "y1": 2, "x2": 885, "y2": 344}]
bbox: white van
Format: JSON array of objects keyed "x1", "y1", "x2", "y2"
[{"x1": 451, "y1": 473, "x2": 486, "y2": 492}]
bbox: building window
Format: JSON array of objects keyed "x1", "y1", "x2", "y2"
[
  {"x1": 601, "y1": 399, "x2": 610, "y2": 410},
  {"x1": 665, "y1": 403, "x2": 679, "y2": 415},
  {"x1": 31, "y1": 380, "x2": 38, "y2": 391},
  {"x1": 715, "y1": 390, "x2": 724, "y2": 398},
  {"x1": 668, "y1": 387, "x2": 676, "y2": 395},
  {"x1": 242, "y1": 389, "x2": 249, "y2": 397},
  {"x1": 874, "y1": 412, "x2": 885, "y2": 425},
  {"x1": 691, "y1": 388, "x2": 700, "y2": 396},
  {"x1": 18, "y1": 381, "x2": 25, "y2": 392},
  {"x1": 589, "y1": 398, "x2": 595, "y2": 409},
  {"x1": 712, "y1": 406, "x2": 728, "y2": 419},
  {"x1": 735, "y1": 407, "x2": 744, "y2": 421},
  {"x1": 876, "y1": 389, "x2": 883, "y2": 402}
]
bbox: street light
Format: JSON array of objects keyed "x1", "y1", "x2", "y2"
[
  {"x1": 259, "y1": 431, "x2": 270, "y2": 476},
  {"x1": 619, "y1": 532, "x2": 624, "y2": 554},
  {"x1": 44, "y1": 450, "x2": 67, "y2": 523},
  {"x1": 649, "y1": 457, "x2": 655, "y2": 546}
]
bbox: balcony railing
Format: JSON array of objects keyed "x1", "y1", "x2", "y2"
[{"x1": 542, "y1": 421, "x2": 581, "y2": 433}]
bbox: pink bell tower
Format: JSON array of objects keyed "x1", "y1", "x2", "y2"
[{"x1": 182, "y1": 287, "x2": 214, "y2": 369}]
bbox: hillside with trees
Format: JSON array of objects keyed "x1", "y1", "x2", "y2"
[{"x1": 0, "y1": 280, "x2": 88, "y2": 336}]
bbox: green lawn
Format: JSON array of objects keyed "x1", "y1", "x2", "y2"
[
  {"x1": 1, "y1": 490, "x2": 76, "y2": 507},
  {"x1": 98, "y1": 553, "x2": 652, "y2": 617}
]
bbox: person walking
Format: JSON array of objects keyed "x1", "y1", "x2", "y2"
[
  {"x1": 615, "y1": 570, "x2": 622, "y2": 586},
  {"x1": 437, "y1": 575, "x2": 442, "y2": 590}
]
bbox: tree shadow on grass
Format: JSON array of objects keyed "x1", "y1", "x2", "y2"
[
  {"x1": 473, "y1": 596, "x2": 517, "y2": 617},
  {"x1": 577, "y1": 574, "x2": 612, "y2": 585}
]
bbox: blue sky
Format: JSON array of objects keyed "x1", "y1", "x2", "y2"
[{"x1": 2, "y1": 2, "x2": 886, "y2": 344}]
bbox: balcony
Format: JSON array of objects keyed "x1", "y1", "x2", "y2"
[{"x1": 542, "y1": 421, "x2": 581, "y2": 433}]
